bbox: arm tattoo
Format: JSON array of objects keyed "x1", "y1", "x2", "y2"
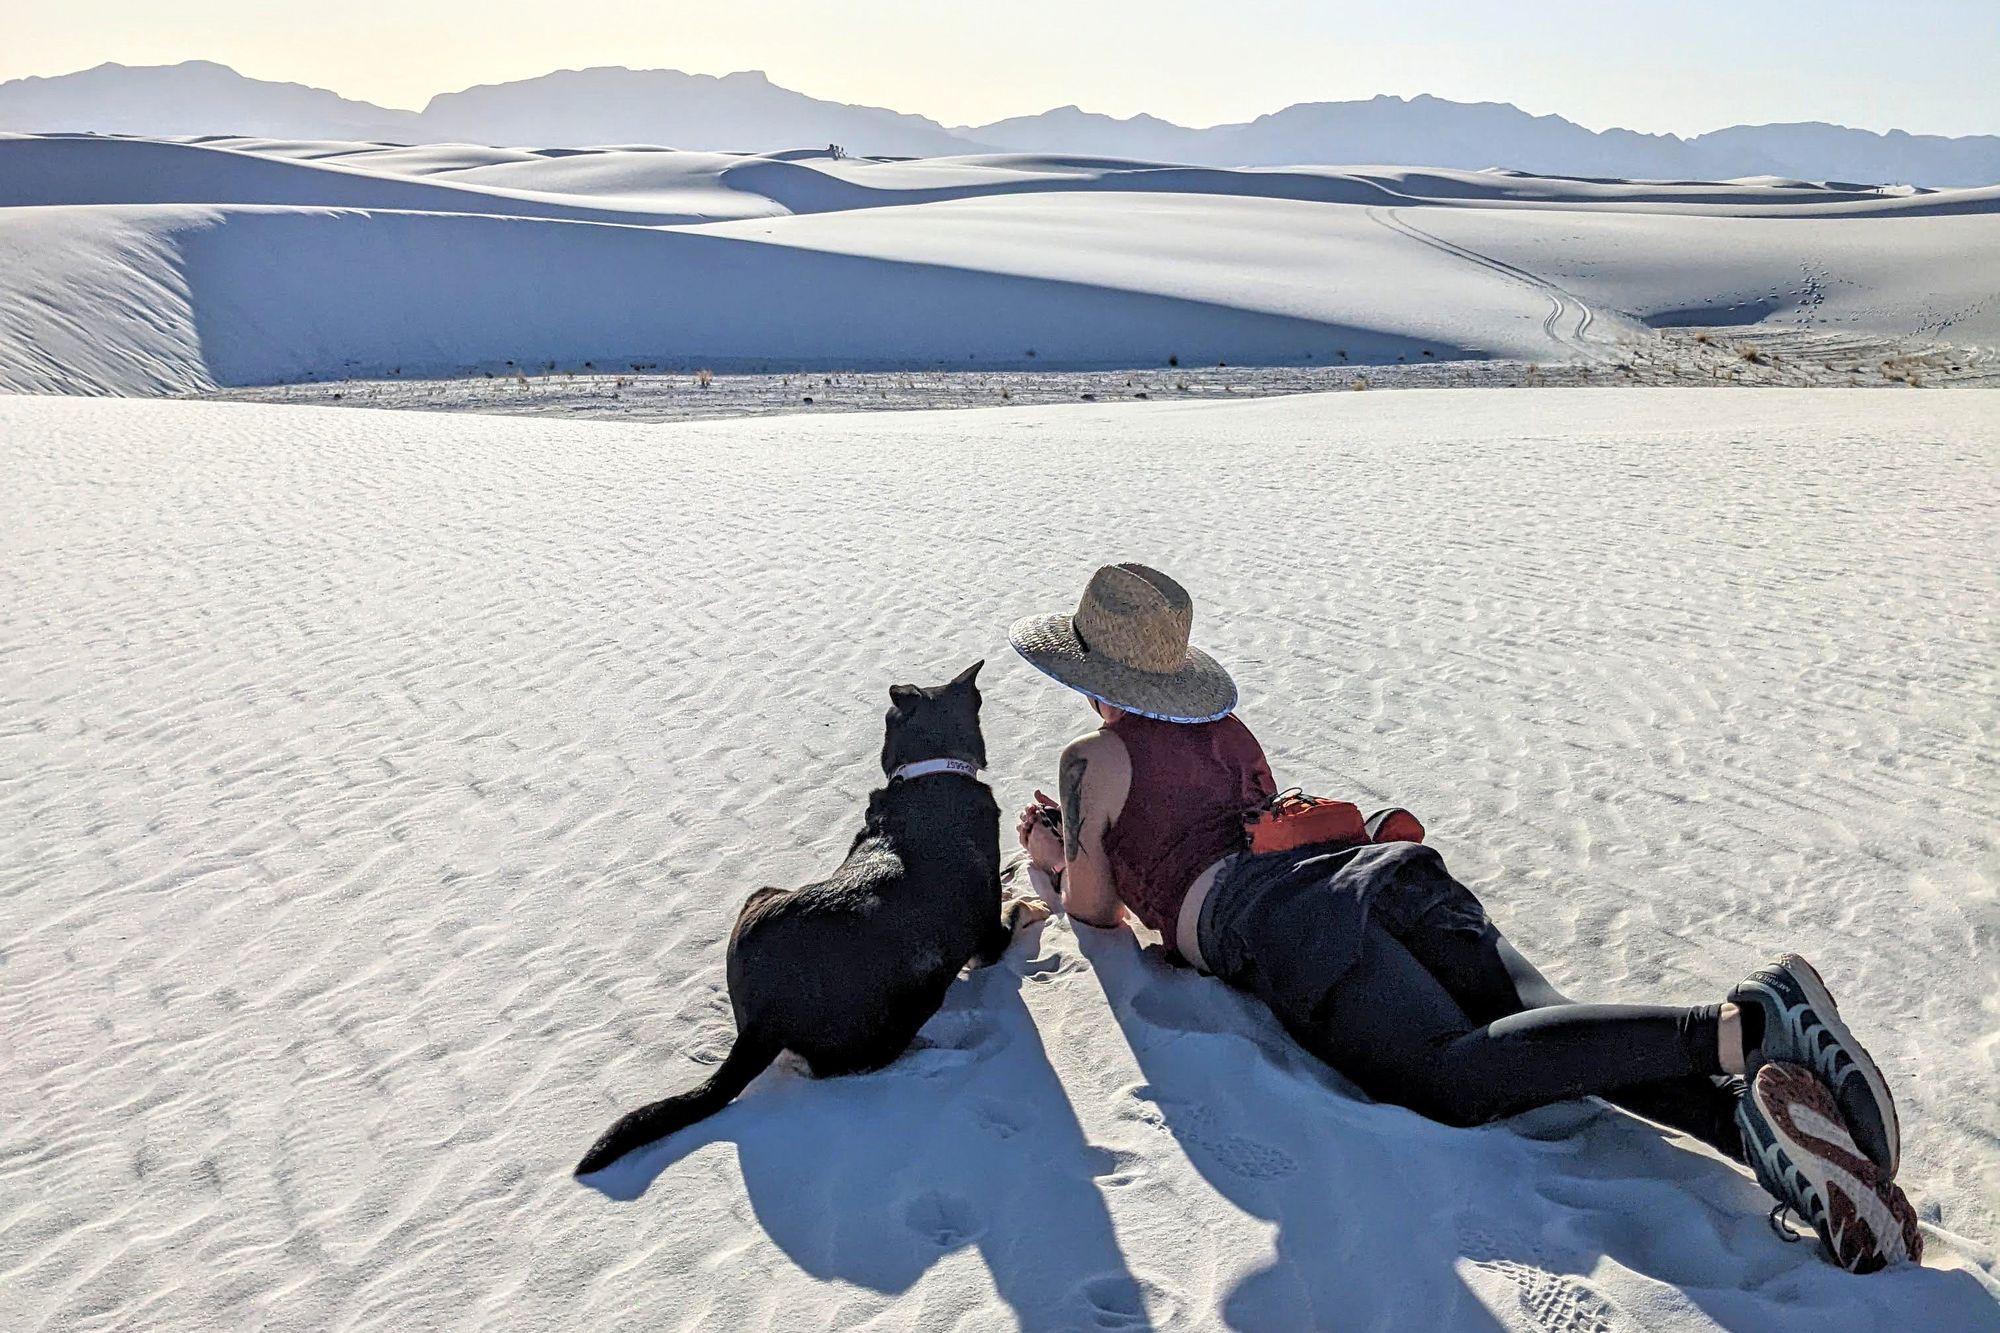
[{"x1": 1059, "y1": 750, "x2": 1088, "y2": 864}]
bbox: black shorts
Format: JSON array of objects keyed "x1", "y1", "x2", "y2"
[{"x1": 1199, "y1": 840, "x2": 1489, "y2": 1016}]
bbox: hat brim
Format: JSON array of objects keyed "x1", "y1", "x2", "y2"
[{"x1": 1008, "y1": 613, "x2": 1238, "y2": 723}]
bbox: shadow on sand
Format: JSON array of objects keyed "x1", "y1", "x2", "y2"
[
  {"x1": 579, "y1": 939, "x2": 1164, "y2": 1331},
  {"x1": 1072, "y1": 925, "x2": 1999, "y2": 1332}
]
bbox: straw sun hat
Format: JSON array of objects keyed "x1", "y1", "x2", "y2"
[{"x1": 1009, "y1": 564, "x2": 1239, "y2": 723}]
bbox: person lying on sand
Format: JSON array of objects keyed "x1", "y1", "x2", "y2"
[{"x1": 1008, "y1": 563, "x2": 1921, "y2": 1273}]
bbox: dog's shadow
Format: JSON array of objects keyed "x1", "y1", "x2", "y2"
[{"x1": 581, "y1": 936, "x2": 1161, "y2": 1332}]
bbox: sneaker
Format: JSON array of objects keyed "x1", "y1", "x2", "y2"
[
  {"x1": 1729, "y1": 953, "x2": 1899, "y2": 1176},
  {"x1": 1736, "y1": 1063, "x2": 1922, "y2": 1273}
]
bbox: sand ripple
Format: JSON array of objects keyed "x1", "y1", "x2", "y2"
[{"x1": 1, "y1": 391, "x2": 1995, "y2": 1330}]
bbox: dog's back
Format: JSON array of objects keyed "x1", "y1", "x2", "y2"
[{"x1": 729, "y1": 777, "x2": 1002, "y2": 1071}]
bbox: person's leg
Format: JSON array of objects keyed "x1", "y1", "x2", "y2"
[
  {"x1": 1595, "y1": 1074, "x2": 1746, "y2": 1160},
  {"x1": 1396, "y1": 913, "x2": 1743, "y2": 1157},
  {"x1": 1256, "y1": 921, "x2": 1475, "y2": 1111},
  {"x1": 1266, "y1": 921, "x2": 1729, "y2": 1129},
  {"x1": 1389, "y1": 912, "x2": 1567, "y2": 1022}
]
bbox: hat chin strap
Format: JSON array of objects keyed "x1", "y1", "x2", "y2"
[{"x1": 890, "y1": 757, "x2": 981, "y2": 783}]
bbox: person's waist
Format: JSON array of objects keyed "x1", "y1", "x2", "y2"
[{"x1": 1174, "y1": 851, "x2": 1240, "y2": 974}]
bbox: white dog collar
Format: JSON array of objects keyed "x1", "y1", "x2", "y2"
[{"x1": 890, "y1": 758, "x2": 981, "y2": 782}]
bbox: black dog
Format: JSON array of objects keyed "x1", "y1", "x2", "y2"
[{"x1": 575, "y1": 660, "x2": 1036, "y2": 1176}]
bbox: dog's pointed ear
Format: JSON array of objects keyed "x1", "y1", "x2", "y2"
[
  {"x1": 889, "y1": 683, "x2": 924, "y2": 711},
  {"x1": 950, "y1": 660, "x2": 984, "y2": 690}
]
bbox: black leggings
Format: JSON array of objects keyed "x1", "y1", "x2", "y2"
[{"x1": 1207, "y1": 865, "x2": 1743, "y2": 1158}]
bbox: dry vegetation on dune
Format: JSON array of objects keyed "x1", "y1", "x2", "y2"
[{"x1": 208, "y1": 328, "x2": 1998, "y2": 423}]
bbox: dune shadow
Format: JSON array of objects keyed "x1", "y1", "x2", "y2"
[
  {"x1": 580, "y1": 941, "x2": 1163, "y2": 1332},
  {"x1": 167, "y1": 205, "x2": 1461, "y2": 389}
]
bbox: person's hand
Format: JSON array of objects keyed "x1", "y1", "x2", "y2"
[
  {"x1": 1015, "y1": 790, "x2": 1064, "y2": 873},
  {"x1": 1007, "y1": 894, "x2": 1054, "y2": 930}
]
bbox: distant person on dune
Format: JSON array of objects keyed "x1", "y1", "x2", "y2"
[{"x1": 1009, "y1": 563, "x2": 1921, "y2": 1274}]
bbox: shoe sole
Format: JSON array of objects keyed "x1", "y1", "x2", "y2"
[
  {"x1": 1779, "y1": 953, "x2": 1901, "y2": 1178},
  {"x1": 1753, "y1": 1063, "x2": 1922, "y2": 1273}
]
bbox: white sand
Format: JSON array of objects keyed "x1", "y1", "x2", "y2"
[
  {"x1": 2, "y1": 390, "x2": 1996, "y2": 1331},
  {"x1": 3, "y1": 135, "x2": 1996, "y2": 396}
]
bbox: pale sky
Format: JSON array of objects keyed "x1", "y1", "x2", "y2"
[{"x1": 8, "y1": 0, "x2": 1997, "y2": 136}]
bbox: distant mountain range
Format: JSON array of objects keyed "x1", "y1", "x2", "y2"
[
  {"x1": 4, "y1": 60, "x2": 1997, "y2": 186},
  {"x1": 1, "y1": 61, "x2": 417, "y2": 143}
]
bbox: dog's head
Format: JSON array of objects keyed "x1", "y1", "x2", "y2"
[{"x1": 881, "y1": 660, "x2": 986, "y2": 776}]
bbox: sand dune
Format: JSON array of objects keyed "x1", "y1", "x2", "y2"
[
  {"x1": 2, "y1": 134, "x2": 1996, "y2": 396},
  {"x1": 14, "y1": 134, "x2": 1999, "y2": 219},
  {"x1": 2, "y1": 391, "x2": 1995, "y2": 1331},
  {"x1": 0, "y1": 134, "x2": 765, "y2": 223},
  {"x1": 0, "y1": 201, "x2": 1465, "y2": 396}
]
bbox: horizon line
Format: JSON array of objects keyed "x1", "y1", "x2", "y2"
[{"x1": 6, "y1": 57, "x2": 1995, "y2": 143}]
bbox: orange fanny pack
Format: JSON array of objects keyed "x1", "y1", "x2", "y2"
[{"x1": 1244, "y1": 788, "x2": 1426, "y2": 855}]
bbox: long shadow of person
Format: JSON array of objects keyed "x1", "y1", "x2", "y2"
[
  {"x1": 1073, "y1": 925, "x2": 1999, "y2": 1333},
  {"x1": 1071, "y1": 922, "x2": 1510, "y2": 1331},
  {"x1": 579, "y1": 931, "x2": 1165, "y2": 1331}
]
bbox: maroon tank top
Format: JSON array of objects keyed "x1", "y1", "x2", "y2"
[{"x1": 1101, "y1": 712, "x2": 1277, "y2": 941}]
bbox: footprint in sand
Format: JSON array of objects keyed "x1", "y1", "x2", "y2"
[
  {"x1": 1076, "y1": 1271, "x2": 1181, "y2": 1329},
  {"x1": 1126, "y1": 1090, "x2": 1297, "y2": 1181},
  {"x1": 1456, "y1": 1220, "x2": 1621, "y2": 1333},
  {"x1": 902, "y1": 1189, "x2": 984, "y2": 1247},
  {"x1": 1126, "y1": 983, "x2": 1298, "y2": 1066},
  {"x1": 904, "y1": 1010, "x2": 1000, "y2": 1073},
  {"x1": 1086, "y1": 1145, "x2": 1147, "y2": 1188},
  {"x1": 1201, "y1": 1133, "x2": 1296, "y2": 1182},
  {"x1": 1126, "y1": 983, "x2": 1230, "y2": 1034},
  {"x1": 1018, "y1": 953, "x2": 1088, "y2": 985},
  {"x1": 974, "y1": 1097, "x2": 1030, "y2": 1139}
]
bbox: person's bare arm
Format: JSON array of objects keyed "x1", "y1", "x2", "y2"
[{"x1": 1054, "y1": 731, "x2": 1130, "y2": 928}]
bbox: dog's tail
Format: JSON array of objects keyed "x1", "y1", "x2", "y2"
[{"x1": 574, "y1": 1031, "x2": 781, "y2": 1176}]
